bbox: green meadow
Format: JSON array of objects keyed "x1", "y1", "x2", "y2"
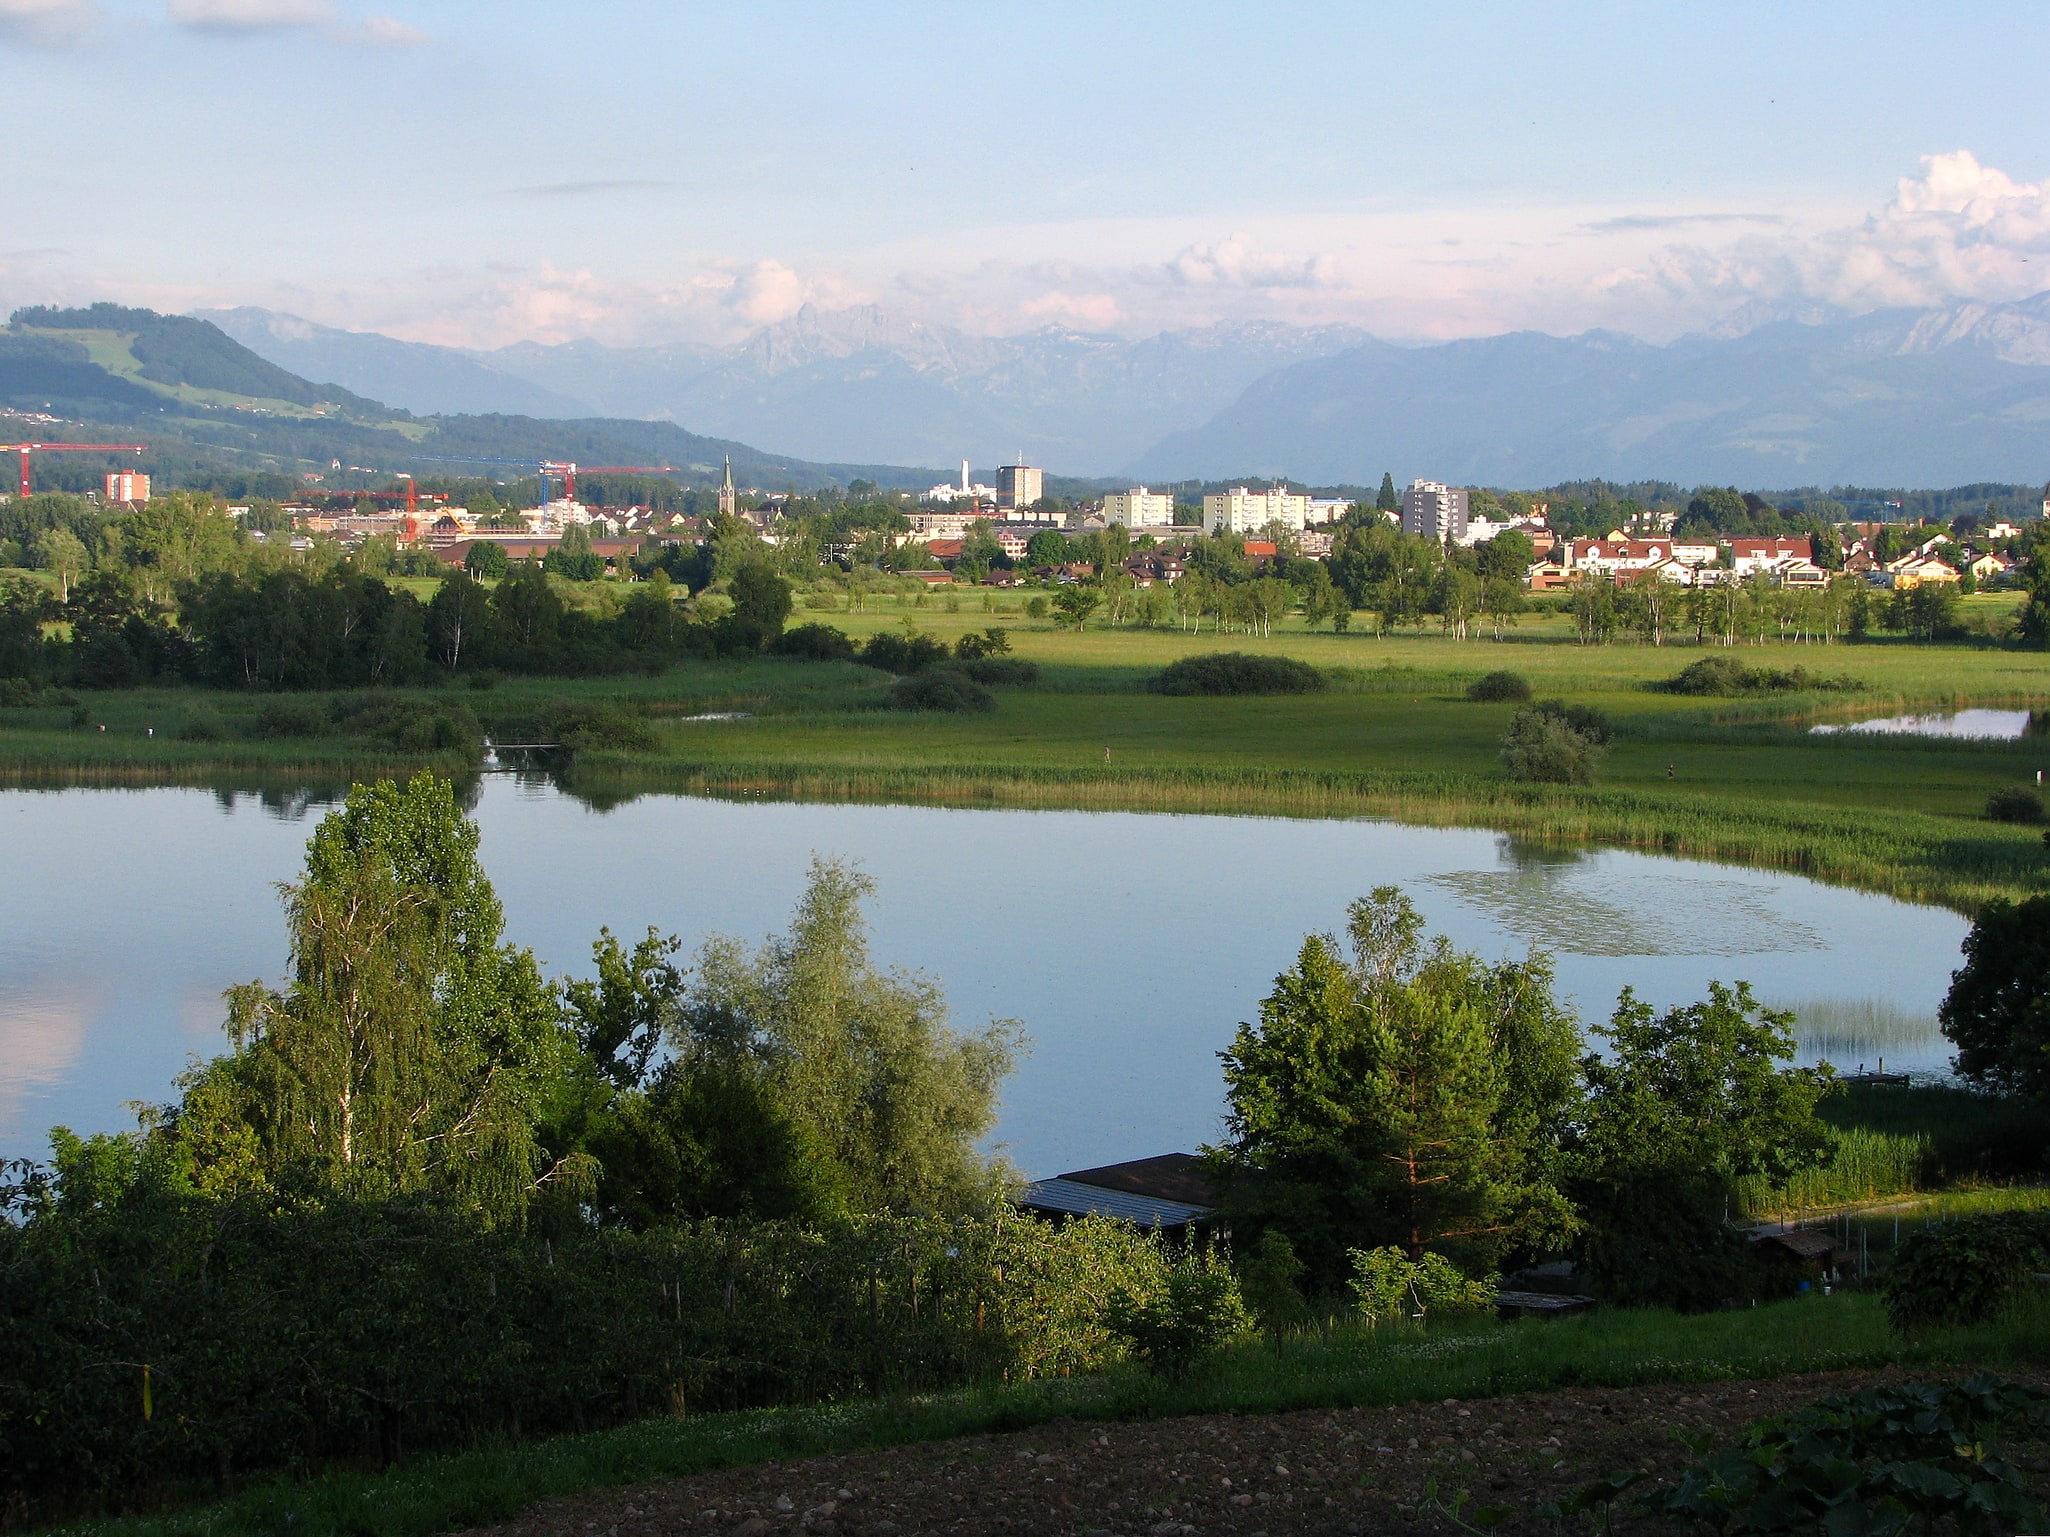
[{"x1": 6, "y1": 595, "x2": 2050, "y2": 909}]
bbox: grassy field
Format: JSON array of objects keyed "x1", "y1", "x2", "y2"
[
  {"x1": 6, "y1": 599, "x2": 2050, "y2": 908},
  {"x1": 43, "y1": 1288, "x2": 2050, "y2": 1537}
]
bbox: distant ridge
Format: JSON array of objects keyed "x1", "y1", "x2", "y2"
[
  {"x1": 0, "y1": 305, "x2": 939, "y2": 492},
  {"x1": 197, "y1": 294, "x2": 2050, "y2": 487}
]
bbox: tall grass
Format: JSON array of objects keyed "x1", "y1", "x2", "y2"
[{"x1": 45, "y1": 1291, "x2": 2050, "y2": 1537}]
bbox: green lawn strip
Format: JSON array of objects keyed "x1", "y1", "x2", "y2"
[{"x1": 46, "y1": 1292, "x2": 2048, "y2": 1537}]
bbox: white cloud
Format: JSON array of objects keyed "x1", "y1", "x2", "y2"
[
  {"x1": 0, "y1": 0, "x2": 99, "y2": 47},
  {"x1": 335, "y1": 14, "x2": 423, "y2": 47},
  {"x1": 1166, "y1": 234, "x2": 1343, "y2": 291},
  {"x1": 168, "y1": 0, "x2": 331, "y2": 30}
]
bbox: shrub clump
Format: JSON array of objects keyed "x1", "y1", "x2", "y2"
[
  {"x1": 1986, "y1": 786, "x2": 2044, "y2": 824},
  {"x1": 1883, "y1": 1211, "x2": 2050, "y2": 1329},
  {"x1": 539, "y1": 701, "x2": 655, "y2": 753},
  {"x1": 1657, "y1": 656, "x2": 1863, "y2": 695},
  {"x1": 772, "y1": 622, "x2": 857, "y2": 662},
  {"x1": 1103, "y1": 1253, "x2": 1254, "y2": 1377},
  {"x1": 1466, "y1": 669, "x2": 1532, "y2": 702},
  {"x1": 1501, "y1": 699, "x2": 1609, "y2": 784},
  {"x1": 861, "y1": 629, "x2": 954, "y2": 675},
  {"x1": 955, "y1": 656, "x2": 1039, "y2": 687},
  {"x1": 888, "y1": 670, "x2": 994, "y2": 713},
  {"x1": 1347, "y1": 1246, "x2": 1495, "y2": 1323},
  {"x1": 1149, "y1": 652, "x2": 1325, "y2": 696}
]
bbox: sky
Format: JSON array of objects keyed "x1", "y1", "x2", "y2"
[{"x1": 3, "y1": 0, "x2": 2049, "y2": 351}]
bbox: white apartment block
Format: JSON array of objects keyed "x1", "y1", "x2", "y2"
[
  {"x1": 1400, "y1": 480, "x2": 1470, "y2": 541},
  {"x1": 1203, "y1": 485, "x2": 1315, "y2": 535},
  {"x1": 997, "y1": 464, "x2": 1044, "y2": 512},
  {"x1": 1101, "y1": 486, "x2": 1178, "y2": 528}
]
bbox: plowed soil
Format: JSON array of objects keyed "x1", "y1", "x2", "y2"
[{"x1": 459, "y1": 1368, "x2": 2050, "y2": 1537}]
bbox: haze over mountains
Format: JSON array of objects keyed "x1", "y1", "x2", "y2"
[{"x1": 205, "y1": 296, "x2": 2050, "y2": 490}]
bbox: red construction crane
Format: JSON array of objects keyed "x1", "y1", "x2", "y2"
[{"x1": 1, "y1": 442, "x2": 147, "y2": 498}]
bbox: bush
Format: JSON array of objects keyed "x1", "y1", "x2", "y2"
[
  {"x1": 773, "y1": 622, "x2": 858, "y2": 662},
  {"x1": 1149, "y1": 652, "x2": 1325, "y2": 696},
  {"x1": 953, "y1": 627, "x2": 1012, "y2": 660},
  {"x1": 1104, "y1": 1252, "x2": 1254, "y2": 1376},
  {"x1": 178, "y1": 708, "x2": 229, "y2": 742},
  {"x1": 251, "y1": 698, "x2": 328, "y2": 738},
  {"x1": 1883, "y1": 1211, "x2": 2050, "y2": 1329},
  {"x1": 541, "y1": 701, "x2": 656, "y2": 753},
  {"x1": 1024, "y1": 595, "x2": 1049, "y2": 620},
  {"x1": 1235, "y1": 1229, "x2": 1309, "y2": 1332},
  {"x1": 1986, "y1": 786, "x2": 2044, "y2": 824},
  {"x1": 1465, "y1": 669, "x2": 1531, "y2": 702},
  {"x1": 888, "y1": 670, "x2": 994, "y2": 713},
  {"x1": 1501, "y1": 701, "x2": 1607, "y2": 784},
  {"x1": 954, "y1": 656, "x2": 1039, "y2": 687},
  {"x1": 1657, "y1": 656, "x2": 1864, "y2": 695},
  {"x1": 862, "y1": 630, "x2": 954, "y2": 675},
  {"x1": 0, "y1": 676, "x2": 36, "y2": 708},
  {"x1": 329, "y1": 695, "x2": 483, "y2": 755},
  {"x1": 1347, "y1": 1246, "x2": 1496, "y2": 1324}
]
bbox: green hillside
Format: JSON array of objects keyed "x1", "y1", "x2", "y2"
[{"x1": 0, "y1": 304, "x2": 935, "y2": 492}]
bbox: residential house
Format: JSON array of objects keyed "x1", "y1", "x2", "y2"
[
  {"x1": 1882, "y1": 556, "x2": 1960, "y2": 590},
  {"x1": 1726, "y1": 537, "x2": 1814, "y2": 575}
]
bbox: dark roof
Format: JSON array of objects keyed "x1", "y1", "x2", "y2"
[
  {"x1": 1752, "y1": 1228, "x2": 1836, "y2": 1261},
  {"x1": 1057, "y1": 1153, "x2": 1220, "y2": 1207},
  {"x1": 1017, "y1": 1178, "x2": 1211, "y2": 1230}
]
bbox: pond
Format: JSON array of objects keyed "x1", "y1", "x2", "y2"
[
  {"x1": 1810, "y1": 708, "x2": 2040, "y2": 740},
  {"x1": 0, "y1": 781, "x2": 1971, "y2": 1177}
]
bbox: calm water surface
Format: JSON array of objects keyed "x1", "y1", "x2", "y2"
[
  {"x1": 0, "y1": 780, "x2": 1970, "y2": 1175},
  {"x1": 1810, "y1": 708, "x2": 2036, "y2": 739}
]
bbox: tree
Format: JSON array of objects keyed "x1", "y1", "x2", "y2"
[
  {"x1": 173, "y1": 774, "x2": 573, "y2": 1223},
  {"x1": 1474, "y1": 528, "x2": 1534, "y2": 583},
  {"x1": 1574, "y1": 982, "x2": 1833, "y2": 1306},
  {"x1": 1939, "y1": 895, "x2": 2050, "y2": 1101},
  {"x1": 718, "y1": 561, "x2": 793, "y2": 652},
  {"x1": 426, "y1": 569, "x2": 497, "y2": 670},
  {"x1": 1050, "y1": 585, "x2": 1101, "y2": 629},
  {"x1": 1375, "y1": 473, "x2": 1399, "y2": 513},
  {"x1": 28, "y1": 526, "x2": 87, "y2": 601},
  {"x1": 464, "y1": 540, "x2": 510, "y2": 578},
  {"x1": 1025, "y1": 528, "x2": 1079, "y2": 567},
  {"x1": 1500, "y1": 702, "x2": 1606, "y2": 784},
  {"x1": 674, "y1": 858, "x2": 1022, "y2": 1216},
  {"x1": 1209, "y1": 888, "x2": 1580, "y2": 1286},
  {"x1": 544, "y1": 523, "x2": 604, "y2": 581}
]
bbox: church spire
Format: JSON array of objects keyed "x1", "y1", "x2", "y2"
[{"x1": 718, "y1": 454, "x2": 736, "y2": 519}]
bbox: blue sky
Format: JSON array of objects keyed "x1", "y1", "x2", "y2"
[{"x1": 4, "y1": 0, "x2": 2047, "y2": 348}]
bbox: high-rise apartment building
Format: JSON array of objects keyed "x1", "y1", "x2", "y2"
[
  {"x1": 996, "y1": 464, "x2": 1043, "y2": 512},
  {"x1": 1202, "y1": 485, "x2": 1314, "y2": 535},
  {"x1": 1100, "y1": 486, "x2": 1177, "y2": 528},
  {"x1": 1401, "y1": 479, "x2": 1469, "y2": 541},
  {"x1": 104, "y1": 471, "x2": 151, "y2": 505}
]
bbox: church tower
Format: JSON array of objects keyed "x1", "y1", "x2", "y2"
[{"x1": 718, "y1": 455, "x2": 736, "y2": 519}]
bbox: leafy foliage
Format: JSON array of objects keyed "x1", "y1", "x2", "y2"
[
  {"x1": 1882, "y1": 1211, "x2": 2050, "y2": 1329},
  {"x1": 1104, "y1": 1250, "x2": 1255, "y2": 1376},
  {"x1": 1983, "y1": 786, "x2": 2043, "y2": 824},
  {"x1": 1635, "y1": 1375, "x2": 2050, "y2": 1535},
  {"x1": 1939, "y1": 893, "x2": 2050, "y2": 1100},
  {"x1": 1149, "y1": 651, "x2": 1325, "y2": 696},
  {"x1": 1466, "y1": 669, "x2": 1532, "y2": 702},
  {"x1": 1208, "y1": 887, "x2": 1580, "y2": 1285},
  {"x1": 1656, "y1": 656, "x2": 1863, "y2": 695},
  {"x1": 1501, "y1": 701, "x2": 1607, "y2": 784},
  {"x1": 889, "y1": 669, "x2": 995, "y2": 712},
  {"x1": 1346, "y1": 1245, "x2": 1495, "y2": 1323}
]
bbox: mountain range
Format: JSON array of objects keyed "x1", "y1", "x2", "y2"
[
  {"x1": 0, "y1": 304, "x2": 931, "y2": 494},
  {"x1": 205, "y1": 296, "x2": 2050, "y2": 490}
]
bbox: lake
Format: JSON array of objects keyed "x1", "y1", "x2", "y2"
[
  {"x1": 0, "y1": 780, "x2": 1971, "y2": 1177},
  {"x1": 1810, "y1": 708, "x2": 2040, "y2": 740}
]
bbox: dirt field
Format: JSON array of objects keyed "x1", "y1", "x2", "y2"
[{"x1": 460, "y1": 1369, "x2": 2050, "y2": 1537}]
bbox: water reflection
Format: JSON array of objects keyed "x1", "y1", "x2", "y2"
[
  {"x1": 1811, "y1": 708, "x2": 2036, "y2": 740},
  {"x1": 0, "y1": 783, "x2": 1974, "y2": 1174}
]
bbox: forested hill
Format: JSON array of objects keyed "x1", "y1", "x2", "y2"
[{"x1": 0, "y1": 304, "x2": 937, "y2": 493}]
